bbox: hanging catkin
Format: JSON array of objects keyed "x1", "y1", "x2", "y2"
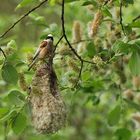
[
  {"x1": 72, "y1": 21, "x2": 82, "y2": 43},
  {"x1": 88, "y1": 10, "x2": 103, "y2": 38},
  {"x1": 29, "y1": 59, "x2": 67, "y2": 134}
]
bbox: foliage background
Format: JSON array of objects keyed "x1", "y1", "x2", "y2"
[{"x1": 0, "y1": 0, "x2": 140, "y2": 140}]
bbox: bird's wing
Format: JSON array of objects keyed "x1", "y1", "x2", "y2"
[
  {"x1": 28, "y1": 59, "x2": 37, "y2": 71},
  {"x1": 32, "y1": 47, "x2": 41, "y2": 60},
  {"x1": 32, "y1": 41, "x2": 48, "y2": 60},
  {"x1": 40, "y1": 40, "x2": 48, "y2": 48}
]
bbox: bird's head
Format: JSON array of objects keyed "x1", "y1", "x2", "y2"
[{"x1": 46, "y1": 34, "x2": 53, "y2": 42}]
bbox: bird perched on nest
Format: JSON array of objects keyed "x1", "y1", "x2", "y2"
[{"x1": 28, "y1": 34, "x2": 54, "y2": 71}]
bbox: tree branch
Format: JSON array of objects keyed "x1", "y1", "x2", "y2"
[
  {"x1": 51, "y1": 35, "x2": 64, "y2": 60},
  {"x1": 133, "y1": 15, "x2": 140, "y2": 22},
  {"x1": 71, "y1": 39, "x2": 92, "y2": 45},
  {"x1": 103, "y1": 0, "x2": 110, "y2": 6},
  {"x1": 0, "y1": 48, "x2": 6, "y2": 59},
  {"x1": 54, "y1": 35, "x2": 64, "y2": 53},
  {"x1": 120, "y1": 0, "x2": 126, "y2": 36},
  {"x1": 61, "y1": 0, "x2": 84, "y2": 62},
  {"x1": 0, "y1": 0, "x2": 48, "y2": 39},
  {"x1": 60, "y1": 0, "x2": 95, "y2": 86},
  {"x1": 75, "y1": 61, "x2": 83, "y2": 87}
]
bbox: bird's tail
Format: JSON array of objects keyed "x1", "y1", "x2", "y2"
[{"x1": 28, "y1": 60, "x2": 36, "y2": 71}]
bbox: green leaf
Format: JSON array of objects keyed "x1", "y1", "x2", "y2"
[
  {"x1": 82, "y1": 0, "x2": 97, "y2": 6},
  {"x1": 15, "y1": 61, "x2": 26, "y2": 67},
  {"x1": 29, "y1": 13, "x2": 46, "y2": 26},
  {"x1": 0, "y1": 108, "x2": 9, "y2": 119},
  {"x1": 125, "y1": 0, "x2": 134, "y2": 5},
  {"x1": 80, "y1": 85, "x2": 94, "y2": 93},
  {"x1": 86, "y1": 42, "x2": 96, "y2": 57},
  {"x1": 7, "y1": 90, "x2": 25, "y2": 105},
  {"x1": 1, "y1": 63, "x2": 18, "y2": 84},
  {"x1": 115, "y1": 128, "x2": 132, "y2": 140},
  {"x1": 124, "y1": 25, "x2": 132, "y2": 35},
  {"x1": 82, "y1": 71, "x2": 91, "y2": 81},
  {"x1": 12, "y1": 113, "x2": 27, "y2": 135},
  {"x1": 112, "y1": 40, "x2": 130, "y2": 54},
  {"x1": 102, "y1": 7, "x2": 112, "y2": 18},
  {"x1": 129, "y1": 21, "x2": 140, "y2": 28},
  {"x1": 92, "y1": 95, "x2": 100, "y2": 105},
  {"x1": 124, "y1": 98, "x2": 140, "y2": 111},
  {"x1": 82, "y1": 1, "x2": 92, "y2": 6},
  {"x1": 86, "y1": 95, "x2": 100, "y2": 105},
  {"x1": 129, "y1": 52, "x2": 140, "y2": 75},
  {"x1": 49, "y1": 0, "x2": 56, "y2": 6},
  {"x1": 134, "y1": 41, "x2": 140, "y2": 47},
  {"x1": 7, "y1": 40, "x2": 17, "y2": 49},
  {"x1": 0, "y1": 110, "x2": 17, "y2": 122},
  {"x1": 16, "y1": 0, "x2": 36, "y2": 10},
  {"x1": 107, "y1": 105, "x2": 121, "y2": 126},
  {"x1": 65, "y1": 0, "x2": 80, "y2": 3}
]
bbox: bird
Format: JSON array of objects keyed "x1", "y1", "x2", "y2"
[{"x1": 28, "y1": 34, "x2": 54, "y2": 71}]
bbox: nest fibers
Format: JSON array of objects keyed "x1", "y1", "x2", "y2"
[{"x1": 29, "y1": 63, "x2": 67, "y2": 134}]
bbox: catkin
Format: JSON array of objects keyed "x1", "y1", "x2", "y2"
[
  {"x1": 68, "y1": 77, "x2": 78, "y2": 84},
  {"x1": 98, "y1": 0, "x2": 104, "y2": 3},
  {"x1": 77, "y1": 42, "x2": 86, "y2": 54},
  {"x1": 89, "y1": 11, "x2": 103, "y2": 38},
  {"x1": 123, "y1": 89, "x2": 134, "y2": 100},
  {"x1": 4, "y1": 47, "x2": 15, "y2": 56},
  {"x1": 132, "y1": 76, "x2": 140, "y2": 89},
  {"x1": 136, "y1": 94, "x2": 140, "y2": 104},
  {"x1": 27, "y1": 53, "x2": 33, "y2": 63},
  {"x1": 58, "y1": 44, "x2": 71, "y2": 55},
  {"x1": 67, "y1": 59, "x2": 80, "y2": 72},
  {"x1": 92, "y1": 56, "x2": 104, "y2": 67},
  {"x1": 115, "y1": 8, "x2": 120, "y2": 19},
  {"x1": 18, "y1": 72, "x2": 28, "y2": 91},
  {"x1": 132, "y1": 112, "x2": 140, "y2": 124},
  {"x1": 27, "y1": 54, "x2": 37, "y2": 71},
  {"x1": 132, "y1": 112, "x2": 140, "y2": 129},
  {"x1": 72, "y1": 21, "x2": 82, "y2": 43}
]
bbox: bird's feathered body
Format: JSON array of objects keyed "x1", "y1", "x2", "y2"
[{"x1": 28, "y1": 34, "x2": 53, "y2": 71}]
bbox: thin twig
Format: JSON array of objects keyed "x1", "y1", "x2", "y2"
[
  {"x1": 0, "y1": 0, "x2": 48, "y2": 60},
  {"x1": 83, "y1": 59, "x2": 95, "y2": 64},
  {"x1": 61, "y1": 0, "x2": 84, "y2": 85},
  {"x1": 103, "y1": 0, "x2": 110, "y2": 6},
  {"x1": 0, "y1": 48, "x2": 6, "y2": 59},
  {"x1": 133, "y1": 15, "x2": 140, "y2": 22},
  {"x1": 119, "y1": 0, "x2": 126, "y2": 36},
  {"x1": 75, "y1": 61, "x2": 83, "y2": 87},
  {"x1": 52, "y1": 35, "x2": 64, "y2": 60},
  {"x1": 64, "y1": 35, "x2": 83, "y2": 61},
  {"x1": 61, "y1": 0, "x2": 82, "y2": 61},
  {"x1": 0, "y1": 0, "x2": 48, "y2": 39},
  {"x1": 53, "y1": 35, "x2": 64, "y2": 53},
  {"x1": 71, "y1": 39, "x2": 92, "y2": 45}
]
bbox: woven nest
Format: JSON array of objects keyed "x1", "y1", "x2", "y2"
[{"x1": 29, "y1": 63, "x2": 67, "y2": 134}]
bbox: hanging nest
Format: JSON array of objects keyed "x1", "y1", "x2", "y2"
[{"x1": 29, "y1": 60, "x2": 67, "y2": 134}]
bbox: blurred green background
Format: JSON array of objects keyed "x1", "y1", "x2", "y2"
[{"x1": 0, "y1": 0, "x2": 140, "y2": 140}]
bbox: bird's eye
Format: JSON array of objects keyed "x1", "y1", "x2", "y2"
[{"x1": 50, "y1": 37, "x2": 53, "y2": 41}]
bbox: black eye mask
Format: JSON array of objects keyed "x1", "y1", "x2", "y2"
[{"x1": 46, "y1": 36, "x2": 53, "y2": 41}]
